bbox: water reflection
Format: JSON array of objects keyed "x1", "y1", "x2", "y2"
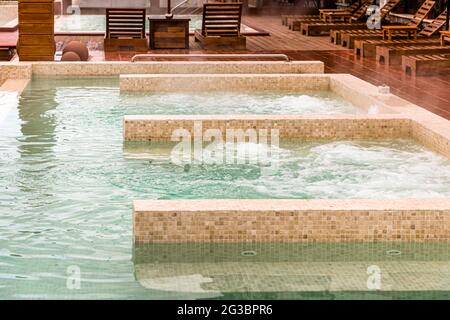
[{"x1": 16, "y1": 82, "x2": 57, "y2": 201}]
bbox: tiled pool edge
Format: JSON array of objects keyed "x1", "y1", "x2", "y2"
[
  {"x1": 123, "y1": 115, "x2": 412, "y2": 141},
  {"x1": 0, "y1": 61, "x2": 323, "y2": 87},
  {"x1": 133, "y1": 199, "x2": 450, "y2": 244}
]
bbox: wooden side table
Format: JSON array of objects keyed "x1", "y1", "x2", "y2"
[
  {"x1": 148, "y1": 17, "x2": 190, "y2": 49},
  {"x1": 382, "y1": 26, "x2": 418, "y2": 41}
]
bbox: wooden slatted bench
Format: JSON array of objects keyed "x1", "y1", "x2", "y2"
[
  {"x1": 104, "y1": 8, "x2": 147, "y2": 51},
  {"x1": 340, "y1": 30, "x2": 412, "y2": 48},
  {"x1": 194, "y1": 2, "x2": 246, "y2": 50},
  {"x1": 376, "y1": 45, "x2": 450, "y2": 65},
  {"x1": 402, "y1": 53, "x2": 450, "y2": 76},
  {"x1": 382, "y1": 0, "x2": 435, "y2": 40}
]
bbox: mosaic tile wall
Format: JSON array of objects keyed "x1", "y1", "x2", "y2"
[
  {"x1": 412, "y1": 121, "x2": 450, "y2": 160},
  {"x1": 133, "y1": 199, "x2": 450, "y2": 244},
  {"x1": 123, "y1": 115, "x2": 412, "y2": 141},
  {"x1": 120, "y1": 73, "x2": 330, "y2": 92},
  {"x1": 31, "y1": 61, "x2": 324, "y2": 76},
  {"x1": 0, "y1": 63, "x2": 31, "y2": 86}
]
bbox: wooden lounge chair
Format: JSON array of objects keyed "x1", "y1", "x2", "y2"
[
  {"x1": 299, "y1": 2, "x2": 372, "y2": 36},
  {"x1": 354, "y1": 9, "x2": 448, "y2": 57},
  {"x1": 376, "y1": 44, "x2": 450, "y2": 65},
  {"x1": 299, "y1": 0, "x2": 400, "y2": 36},
  {"x1": 104, "y1": 8, "x2": 147, "y2": 51},
  {"x1": 382, "y1": 0, "x2": 436, "y2": 40},
  {"x1": 289, "y1": 0, "x2": 373, "y2": 31},
  {"x1": 194, "y1": 2, "x2": 246, "y2": 50},
  {"x1": 335, "y1": 0, "x2": 435, "y2": 48},
  {"x1": 281, "y1": 0, "x2": 361, "y2": 26},
  {"x1": 402, "y1": 53, "x2": 450, "y2": 76}
]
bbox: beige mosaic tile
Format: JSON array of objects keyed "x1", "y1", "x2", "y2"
[
  {"x1": 120, "y1": 73, "x2": 330, "y2": 93},
  {"x1": 31, "y1": 61, "x2": 324, "y2": 76},
  {"x1": 0, "y1": 63, "x2": 32, "y2": 86},
  {"x1": 133, "y1": 199, "x2": 450, "y2": 244},
  {"x1": 123, "y1": 115, "x2": 412, "y2": 141},
  {"x1": 135, "y1": 261, "x2": 450, "y2": 293}
]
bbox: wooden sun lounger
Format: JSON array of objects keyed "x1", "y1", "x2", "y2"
[
  {"x1": 382, "y1": 0, "x2": 435, "y2": 40},
  {"x1": 104, "y1": 8, "x2": 147, "y2": 51},
  {"x1": 354, "y1": 9, "x2": 448, "y2": 57},
  {"x1": 194, "y1": 2, "x2": 246, "y2": 50},
  {"x1": 402, "y1": 53, "x2": 450, "y2": 76},
  {"x1": 331, "y1": 0, "x2": 435, "y2": 47},
  {"x1": 376, "y1": 45, "x2": 450, "y2": 65},
  {"x1": 299, "y1": 3, "x2": 370, "y2": 36},
  {"x1": 282, "y1": 0, "x2": 362, "y2": 26},
  {"x1": 291, "y1": 0, "x2": 373, "y2": 32},
  {"x1": 300, "y1": 0, "x2": 401, "y2": 36},
  {"x1": 290, "y1": 12, "x2": 360, "y2": 30}
]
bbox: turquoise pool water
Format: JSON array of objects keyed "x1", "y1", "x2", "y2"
[
  {"x1": 55, "y1": 14, "x2": 202, "y2": 33},
  {"x1": 1, "y1": 78, "x2": 450, "y2": 299}
]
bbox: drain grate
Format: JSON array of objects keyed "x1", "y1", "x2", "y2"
[
  {"x1": 386, "y1": 249, "x2": 402, "y2": 256},
  {"x1": 240, "y1": 250, "x2": 257, "y2": 257}
]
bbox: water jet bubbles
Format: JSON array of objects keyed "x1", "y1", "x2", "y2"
[{"x1": 368, "y1": 105, "x2": 380, "y2": 115}]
